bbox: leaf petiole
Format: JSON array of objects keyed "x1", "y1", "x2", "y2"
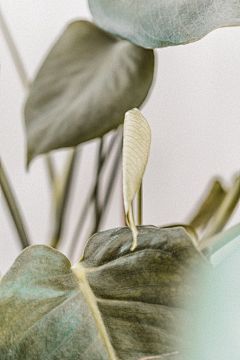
[
  {"x1": 0, "y1": 6, "x2": 29, "y2": 90},
  {"x1": 0, "y1": 160, "x2": 30, "y2": 248},
  {"x1": 50, "y1": 148, "x2": 80, "y2": 248}
]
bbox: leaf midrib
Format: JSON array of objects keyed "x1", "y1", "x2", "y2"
[{"x1": 72, "y1": 263, "x2": 118, "y2": 360}]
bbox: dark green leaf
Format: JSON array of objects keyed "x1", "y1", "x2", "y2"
[
  {"x1": 88, "y1": 0, "x2": 240, "y2": 48},
  {"x1": 24, "y1": 21, "x2": 154, "y2": 163},
  {"x1": 0, "y1": 226, "x2": 207, "y2": 359}
]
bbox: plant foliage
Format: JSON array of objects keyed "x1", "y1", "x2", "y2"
[
  {"x1": 0, "y1": 226, "x2": 207, "y2": 359},
  {"x1": 88, "y1": 0, "x2": 240, "y2": 48},
  {"x1": 25, "y1": 21, "x2": 154, "y2": 163}
]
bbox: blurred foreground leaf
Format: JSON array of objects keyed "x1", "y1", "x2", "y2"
[
  {"x1": 89, "y1": 0, "x2": 240, "y2": 48},
  {"x1": 0, "y1": 226, "x2": 207, "y2": 359},
  {"x1": 25, "y1": 21, "x2": 154, "y2": 163},
  {"x1": 185, "y1": 228, "x2": 240, "y2": 360}
]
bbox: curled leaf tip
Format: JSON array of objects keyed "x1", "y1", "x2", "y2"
[
  {"x1": 122, "y1": 108, "x2": 151, "y2": 251},
  {"x1": 130, "y1": 232, "x2": 138, "y2": 251}
]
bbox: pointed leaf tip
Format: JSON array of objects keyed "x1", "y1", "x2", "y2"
[
  {"x1": 123, "y1": 108, "x2": 151, "y2": 250},
  {"x1": 24, "y1": 21, "x2": 154, "y2": 160}
]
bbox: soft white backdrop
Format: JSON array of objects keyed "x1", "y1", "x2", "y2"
[{"x1": 1, "y1": 0, "x2": 240, "y2": 275}]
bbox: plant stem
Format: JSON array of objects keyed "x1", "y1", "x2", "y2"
[
  {"x1": 45, "y1": 153, "x2": 56, "y2": 187},
  {"x1": 0, "y1": 6, "x2": 83, "y2": 251},
  {"x1": 68, "y1": 128, "x2": 121, "y2": 258},
  {"x1": 68, "y1": 140, "x2": 109, "y2": 258},
  {"x1": 51, "y1": 148, "x2": 80, "y2": 248},
  {"x1": 0, "y1": 160, "x2": 30, "y2": 248},
  {"x1": 96, "y1": 129, "x2": 123, "y2": 226},
  {"x1": 0, "y1": 6, "x2": 29, "y2": 90},
  {"x1": 93, "y1": 139, "x2": 104, "y2": 235},
  {"x1": 137, "y1": 183, "x2": 142, "y2": 225}
]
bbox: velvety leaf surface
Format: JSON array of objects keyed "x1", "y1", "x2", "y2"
[
  {"x1": 0, "y1": 246, "x2": 110, "y2": 360},
  {"x1": 88, "y1": 0, "x2": 240, "y2": 48},
  {"x1": 24, "y1": 21, "x2": 154, "y2": 163},
  {"x1": 0, "y1": 226, "x2": 207, "y2": 359}
]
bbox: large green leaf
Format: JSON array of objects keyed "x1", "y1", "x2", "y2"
[
  {"x1": 88, "y1": 0, "x2": 240, "y2": 48},
  {"x1": 24, "y1": 21, "x2": 154, "y2": 163},
  {"x1": 0, "y1": 226, "x2": 207, "y2": 359}
]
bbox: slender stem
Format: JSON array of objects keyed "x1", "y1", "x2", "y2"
[
  {"x1": 0, "y1": 6, "x2": 29, "y2": 90},
  {"x1": 0, "y1": 160, "x2": 30, "y2": 248},
  {"x1": 0, "y1": 6, "x2": 85, "y2": 251},
  {"x1": 102, "y1": 130, "x2": 119, "y2": 161},
  {"x1": 51, "y1": 148, "x2": 80, "y2": 248},
  {"x1": 68, "y1": 194, "x2": 93, "y2": 259},
  {"x1": 68, "y1": 141, "x2": 108, "y2": 258},
  {"x1": 45, "y1": 153, "x2": 56, "y2": 187},
  {"x1": 93, "y1": 139, "x2": 104, "y2": 232},
  {"x1": 202, "y1": 175, "x2": 240, "y2": 240},
  {"x1": 92, "y1": 129, "x2": 123, "y2": 233},
  {"x1": 69, "y1": 129, "x2": 121, "y2": 258},
  {"x1": 137, "y1": 182, "x2": 142, "y2": 225}
]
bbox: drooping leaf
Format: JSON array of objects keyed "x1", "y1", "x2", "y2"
[
  {"x1": 88, "y1": 0, "x2": 240, "y2": 48},
  {"x1": 24, "y1": 21, "x2": 154, "y2": 163},
  {"x1": 0, "y1": 226, "x2": 207, "y2": 359},
  {"x1": 122, "y1": 108, "x2": 151, "y2": 250}
]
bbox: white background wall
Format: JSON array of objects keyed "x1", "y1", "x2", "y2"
[{"x1": 0, "y1": 0, "x2": 240, "y2": 275}]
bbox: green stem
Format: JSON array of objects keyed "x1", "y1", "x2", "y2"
[
  {"x1": 93, "y1": 139, "x2": 104, "y2": 234},
  {"x1": 51, "y1": 148, "x2": 80, "y2": 248},
  {"x1": 69, "y1": 129, "x2": 121, "y2": 258},
  {"x1": 0, "y1": 6, "x2": 29, "y2": 90},
  {"x1": 96, "y1": 129, "x2": 123, "y2": 228},
  {"x1": 0, "y1": 160, "x2": 30, "y2": 248},
  {"x1": 45, "y1": 153, "x2": 56, "y2": 187}
]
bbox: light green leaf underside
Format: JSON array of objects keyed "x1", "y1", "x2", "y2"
[
  {"x1": 122, "y1": 108, "x2": 151, "y2": 250},
  {"x1": 0, "y1": 226, "x2": 207, "y2": 359},
  {"x1": 24, "y1": 20, "x2": 154, "y2": 163},
  {"x1": 88, "y1": 0, "x2": 240, "y2": 48},
  {"x1": 185, "y1": 240, "x2": 240, "y2": 359}
]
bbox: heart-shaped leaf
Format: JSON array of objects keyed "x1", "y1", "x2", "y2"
[
  {"x1": 122, "y1": 108, "x2": 151, "y2": 250},
  {"x1": 0, "y1": 226, "x2": 207, "y2": 359},
  {"x1": 88, "y1": 0, "x2": 240, "y2": 48},
  {"x1": 25, "y1": 21, "x2": 154, "y2": 163}
]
